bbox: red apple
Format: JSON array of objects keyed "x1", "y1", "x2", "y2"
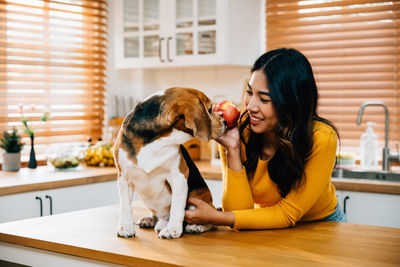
[{"x1": 214, "y1": 100, "x2": 240, "y2": 128}]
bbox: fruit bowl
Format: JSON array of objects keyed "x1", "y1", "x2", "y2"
[
  {"x1": 84, "y1": 142, "x2": 115, "y2": 167},
  {"x1": 46, "y1": 144, "x2": 85, "y2": 170}
]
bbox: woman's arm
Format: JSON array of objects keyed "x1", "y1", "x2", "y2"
[
  {"x1": 217, "y1": 127, "x2": 255, "y2": 211},
  {"x1": 184, "y1": 126, "x2": 253, "y2": 226}
]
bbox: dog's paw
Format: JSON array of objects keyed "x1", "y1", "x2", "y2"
[
  {"x1": 137, "y1": 215, "x2": 157, "y2": 228},
  {"x1": 158, "y1": 224, "x2": 182, "y2": 239},
  {"x1": 116, "y1": 223, "x2": 136, "y2": 238},
  {"x1": 154, "y1": 219, "x2": 168, "y2": 233},
  {"x1": 185, "y1": 224, "x2": 214, "y2": 234}
]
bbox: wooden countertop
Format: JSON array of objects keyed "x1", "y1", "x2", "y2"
[
  {"x1": 0, "y1": 202, "x2": 399, "y2": 266},
  {"x1": 332, "y1": 178, "x2": 400, "y2": 195},
  {"x1": 0, "y1": 161, "x2": 399, "y2": 196}
]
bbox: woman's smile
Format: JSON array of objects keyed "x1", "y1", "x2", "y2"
[{"x1": 249, "y1": 114, "x2": 263, "y2": 125}]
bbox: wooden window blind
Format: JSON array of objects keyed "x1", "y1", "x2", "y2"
[
  {"x1": 0, "y1": 0, "x2": 107, "y2": 163},
  {"x1": 266, "y1": 0, "x2": 399, "y2": 156}
]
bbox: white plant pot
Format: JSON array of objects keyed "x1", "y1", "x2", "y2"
[{"x1": 2, "y1": 152, "x2": 21, "y2": 171}]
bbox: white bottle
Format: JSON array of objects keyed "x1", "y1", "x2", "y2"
[{"x1": 360, "y1": 121, "x2": 378, "y2": 168}]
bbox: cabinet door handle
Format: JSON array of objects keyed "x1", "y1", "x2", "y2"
[
  {"x1": 45, "y1": 195, "x2": 53, "y2": 215},
  {"x1": 159, "y1": 37, "x2": 165, "y2": 62},
  {"x1": 343, "y1": 196, "x2": 350, "y2": 214},
  {"x1": 35, "y1": 196, "x2": 43, "y2": 217},
  {"x1": 166, "y1": 37, "x2": 173, "y2": 62}
]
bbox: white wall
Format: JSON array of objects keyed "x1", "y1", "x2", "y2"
[
  {"x1": 105, "y1": 0, "x2": 258, "y2": 121},
  {"x1": 145, "y1": 66, "x2": 250, "y2": 101}
]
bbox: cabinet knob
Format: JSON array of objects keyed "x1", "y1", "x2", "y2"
[{"x1": 35, "y1": 196, "x2": 43, "y2": 217}]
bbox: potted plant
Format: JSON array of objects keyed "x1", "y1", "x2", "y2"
[{"x1": 0, "y1": 128, "x2": 24, "y2": 171}]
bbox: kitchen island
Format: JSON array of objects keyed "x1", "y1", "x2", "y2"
[{"x1": 0, "y1": 201, "x2": 399, "y2": 266}]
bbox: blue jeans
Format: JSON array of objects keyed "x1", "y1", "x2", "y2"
[{"x1": 322, "y1": 201, "x2": 348, "y2": 222}]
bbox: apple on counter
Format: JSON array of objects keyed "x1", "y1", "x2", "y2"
[{"x1": 213, "y1": 100, "x2": 240, "y2": 128}]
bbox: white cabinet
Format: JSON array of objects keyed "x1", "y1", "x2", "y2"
[
  {"x1": 336, "y1": 190, "x2": 400, "y2": 228},
  {"x1": 0, "y1": 181, "x2": 119, "y2": 223},
  {"x1": 114, "y1": 0, "x2": 261, "y2": 68},
  {"x1": 0, "y1": 191, "x2": 42, "y2": 222},
  {"x1": 205, "y1": 179, "x2": 222, "y2": 208}
]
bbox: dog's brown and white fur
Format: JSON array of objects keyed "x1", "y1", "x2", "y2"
[{"x1": 114, "y1": 87, "x2": 226, "y2": 239}]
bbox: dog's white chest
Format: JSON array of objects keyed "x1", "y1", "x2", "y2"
[
  {"x1": 135, "y1": 129, "x2": 192, "y2": 173},
  {"x1": 118, "y1": 129, "x2": 192, "y2": 175},
  {"x1": 117, "y1": 129, "x2": 192, "y2": 216}
]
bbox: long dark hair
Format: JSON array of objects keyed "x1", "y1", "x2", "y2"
[{"x1": 239, "y1": 48, "x2": 338, "y2": 198}]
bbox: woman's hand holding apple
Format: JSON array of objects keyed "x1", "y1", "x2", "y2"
[
  {"x1": 213, "y1": 100, "x2": 242, "y2": 172},
  {"x1": 213, "y1": 100, "x2": 241, "y2": 151},
  {"x1": 213, "y1": 100, "x2": 240, "y2": 128}
]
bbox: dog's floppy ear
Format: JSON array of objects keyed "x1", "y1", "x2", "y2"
[
  {"x1": 181, "y1": 102, "x2": 210, "y2": 142},
  {"x1": 158, "y1": 87, "x2": 212, "y2": 141}
]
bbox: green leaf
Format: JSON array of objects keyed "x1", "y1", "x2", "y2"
[
  {"x1": 41, "y1": 112, "x2": 49, "y2": 122},
  {"x1": 0, "y1": 128, "x2": 24, "y2": 153},
  {"x1": 22, "y1": 117, "x2": 34, "y2": 137}
]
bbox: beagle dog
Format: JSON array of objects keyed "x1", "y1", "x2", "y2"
[{"x1": 114, "y1": 87, "x2": 226, "y2": 239}]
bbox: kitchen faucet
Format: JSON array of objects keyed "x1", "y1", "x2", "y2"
[{"x1": 356, "y1": 101, "x2": 399, "y2": 171}]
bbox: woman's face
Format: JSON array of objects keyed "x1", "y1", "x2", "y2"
[{"x1": 244, "y1": 70, "x2": 278, "y2": 136}]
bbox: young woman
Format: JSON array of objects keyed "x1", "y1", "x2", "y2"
[{"x1": 185, "y1": 48, "x2": 347, "y2": 229}]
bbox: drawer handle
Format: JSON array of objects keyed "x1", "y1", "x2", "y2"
[
  {"x1": 343, "y1": 196, "x2": 350, "y2": 214},
  {"x1": 45, "y1": 195, "x2": 53, "y2": 215},
  {"x1": 35, "y1": 196, "x2": 43, "y2": 217}
]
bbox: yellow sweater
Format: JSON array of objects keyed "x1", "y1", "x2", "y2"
[{"x1": 220, "y1": 120, "x2": 338, "y2": 229}]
